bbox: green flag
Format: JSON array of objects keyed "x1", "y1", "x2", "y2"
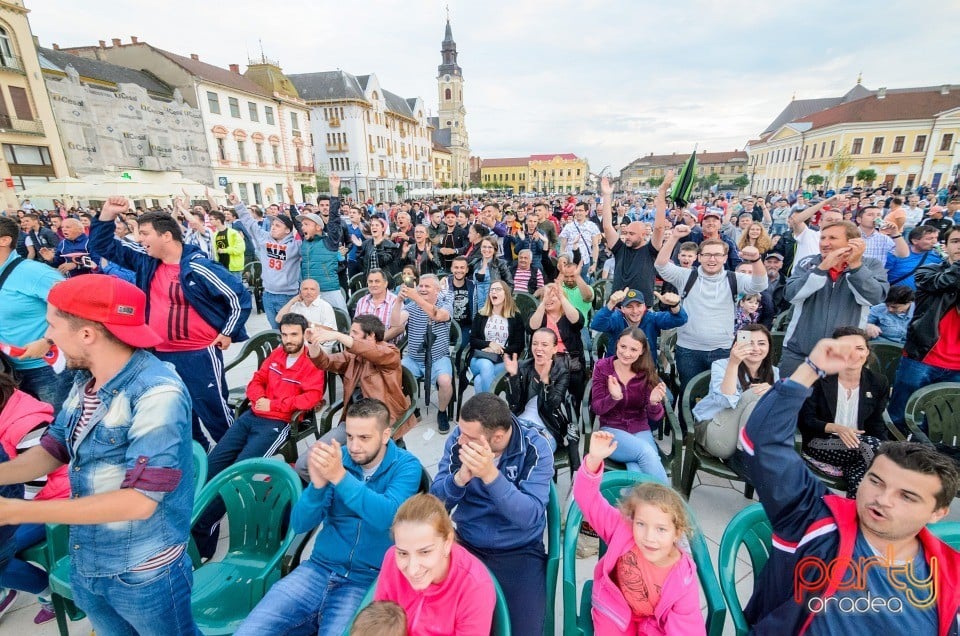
[{"x1": 671, "y1": 151, "x2": 698, "y2": 208}]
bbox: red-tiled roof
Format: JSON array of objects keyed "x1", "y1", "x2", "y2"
[
  {"x1": 481, "y1": 157, "x2": 530, "y2": 168},
  {"x1": 631, "y1": 151, "x2": 747, "y2": 167},
  {"x1": 794, "y1": 89, "x2": 960, "y2": 130},
  {"x1": 529, "y1": 153, "x2": 578, "y2": 161},
  {"x1": 154, "y1": 48, "x2": 273, "y2": 98}
]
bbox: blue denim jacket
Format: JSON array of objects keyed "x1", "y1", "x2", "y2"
[{"x1": 40, "y1": 349, "x2": 194, "y2": 577}]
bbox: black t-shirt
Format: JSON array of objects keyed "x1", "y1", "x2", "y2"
[
  {"x1": 921, "y1": 217, "x2": 955, "y2": 242},
  {"x1": 215, "y1": 229, "x2": 230, "y2": 268},
  {"x1": 535, "y1": 312, "x2": 585, "y2": 361},
  {"x1": 449, "y1": 282, "x2": 472, "y2": 326},
  {"x1": 611, "y1": 239, "x2": 658, "y2": 308}
]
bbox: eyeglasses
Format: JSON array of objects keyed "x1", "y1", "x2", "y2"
[{"x1": 699, "y1": 253, "x2": 726, "y2": 259}]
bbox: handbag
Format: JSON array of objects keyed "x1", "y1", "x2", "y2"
[
  {"x1": 472, "y1": 350, "x2": 502, "y2": 364},
  {"x1": 694, "y1": 387, "x2": 763, "y2": 459}
]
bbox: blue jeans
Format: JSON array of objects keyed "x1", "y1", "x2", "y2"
[
  {"x1": 192, "y1": 411, "x2": 290, "y2": 559},
  {"x1": 601, "y1": 426, "x2": 669, "y2": 484},
  {"x1": 70, "y1": 551, "x2": 199, "y2": 636},
  {"x1": 675, "y1": 345, "x2": 730, "y2": 431},
  {"x1": 263, "y1": 291, "x2": 298, "y2": 329},
  {"x1": 16, "y1": 365, "x2": 75, "y2": 413},
  {"x1": 236, "y1": 559, "x2": 368, "y2": 636},
  {"x1": 469, "y1": 356, "x2": 504, "y2": 394},
  {"x1": 888, "y1": 356, "x2": 960, "y2": 433},
  {"x1": 0, "y1": 523, "x2": 48, "y2": 594}
]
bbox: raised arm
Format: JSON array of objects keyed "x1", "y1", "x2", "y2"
[
  {"x1": 650, "y1": 171, "x2": 674, "y2": 251},
  {"x1": 600, "y1": 177, "x2": 618, "y2": 248}
]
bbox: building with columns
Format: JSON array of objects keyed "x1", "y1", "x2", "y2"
[
  {"x1": 0, "y1": 0, "x2": 68, "y2": 210},
  {"x1": 747, "y1": 83, "x2": 960, "y2": 193},
  {"x1": 288, "y1": 70, "x2": 433, "y2": 203},
  {"x1": 59, "y1": 38, "x2": 315, "y2": 204},
  {"x1": 429, "y1": 17, "x2": 470, "y2": 188}
]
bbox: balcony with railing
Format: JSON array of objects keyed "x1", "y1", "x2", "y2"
[
  {"x1": 328, "y1": 118, "x2": 340, "y2": 128},
  {"x1": 325, "y1": 142, "x2": 349, "y2": 153},
  {"x1": 0, "y1": 115, "x2": 44, "y2": 135},
  {"x1": 0, "y1": 54, "x2": 25, "y2": 74}
]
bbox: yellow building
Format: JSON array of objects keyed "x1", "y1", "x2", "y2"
[
  {"x1": 480, "y1": 156, "x2": 529, "y2": 192},
  {"x1": 432, "y1": 142, "x2": 452, "y2": 187},
  {"x1": 527, "y1": 153, "x2": 587, "y2": 194},
  {"x1": 748, "y1": 84, "x2": 960, "y2": 193},
  {"x1": 0, "y1": 0, "x2": 68, "y2": 210},
  {"x1": 620, "y1": 150, "x2": 748, "y2": 192}
]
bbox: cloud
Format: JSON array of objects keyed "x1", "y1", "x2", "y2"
[{"x1": 29, "y1": 0, "x2": 960, "y2": 174}]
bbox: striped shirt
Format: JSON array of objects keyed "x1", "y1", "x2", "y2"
[
  {"x1": 355, "y1": 291, "x2": 399, "y2": 332},
  {"x1": 405, "y1": 291, "x2": 453, "y2": 363},
  {"x1": 861, "y1": 230, "x2": 895, "y2": 263},
  {"x1": 72, "y1": 380, "x2": 100, "y2": 446},
  {"x1": 513, "y1": 268, "x2": 544, "y2": 294},
  {"x1": 129, "y1": 544, "x2": 186, "y2": 571}
]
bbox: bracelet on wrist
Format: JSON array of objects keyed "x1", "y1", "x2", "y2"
[
  {"x1": 804, "y1": 357, "x2": 827, "y2": 379},
  {"x1": 890, "y1": 234, "x2": 902, "y2": 239},
  {"x1": 742, "y1": 257, "x2": 760, "y2": 264}
]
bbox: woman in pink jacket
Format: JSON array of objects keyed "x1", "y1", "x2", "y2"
[
  {"x1": 573, "y1": 430, "x2": 706, "y2": 635},
  {"x1": 0, "y1": 371, "x2": 69, "y2": 625},
  {"x1": 374, "y1": 493, "x2": 496, "y2": 636}
]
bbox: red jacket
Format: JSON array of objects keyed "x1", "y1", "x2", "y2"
[
  {"x1": 246, "y1": 347, "x2": 325, "y2": 421},
  {"x1": 0, "y1": 389, "x2": 70, "y2": 501}
]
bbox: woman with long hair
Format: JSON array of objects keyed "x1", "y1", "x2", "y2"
[
  {"x1": 468, "y1": 280, "x2": 525, "y2": 394},
  {"x1": 402, "y1": 224, "x2": 440, "y2": 276},
  {"x1": 737, "y1": 221, "x2": 773, "y2": 256},
  {"x1": 373, "y1": 493, "x2": 495, "y2": 636},
  {"x1": 504, "y1": 328, "x2": 579, "y2": 468},
  {"x1": 468, "y1": 235, "x2": 512, "y2": 310},
  {"x1": 590, "y1": 328, "x2": 669, "y2": 483}
]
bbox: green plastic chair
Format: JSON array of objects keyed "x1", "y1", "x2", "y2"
[
  {"x1": 318, "y1": 366, "x2": 418, "y2": 445},
  {"x1": 344, "y1": 566, "x2": 513, "y2": 635},
  {"x1": 679, "y1": 370, "x2": 755, "y2": 500},
  {"x1": 866, "y1": 341, "x2": 903, "y2": 393},
  {"x1": 45, "y1": 523, "x2": 87, "y2": 636},
  {"x1": 223, "y1": 329, "x2": 281, "y2": 408},
  {"x1": 928, "y1": 521, "x2": 960, "y2": 550},
  {"x1": 513, "y1": 291, "x2": 539, "y2": 324},
  {"x1": 544, "y1": 481, "x2": 561, "y2": 636},
  {"x1": 346, "y1": 287, "x2": 368, "y2": 318},
  {"x1": 717, "y1": 503, "x2": 772, "y2": 636},
  {"x1": 904, "y1": 382, "x2": 960, "y2": 445},
  {"x1": 189, "y1": 458, "x2": 303, "y2": 635},
  {"x1": 192, "y1": 440, "x2": 208, "y2": 499},
  {"x1": 347, "y1": 272, "x2": 366, "y2": 293},
  {"x1": 591, "y1": 280, "x2": 606, "y2": 311},
  {"x1": 561, "y1": 471, "x2": 726, "y2": 636}
]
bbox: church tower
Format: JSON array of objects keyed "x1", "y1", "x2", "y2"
[{"x1": 437, "y1": 16, "x2": 470, "y2": 187}]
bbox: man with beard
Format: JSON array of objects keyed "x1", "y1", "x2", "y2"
[
  {"x1": 600, "y1": 173, "x2": 670, "y2": 307},
  {"x1": 236, "y1": 398, "x2": 420, "y2": 636},
  {"x1": 442, "y1": 256, "x2": 475, "y2": 348},
  {"x1": 191, "y1": 313, "x2": 325, "y2": 558},
  {"x1": 0, "y1": 274, "x2": 199, "y2": 635}
]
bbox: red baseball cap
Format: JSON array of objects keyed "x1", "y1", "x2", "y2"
[{"x1": 48, "y1": 275, "x2": 163, "y2": 348}]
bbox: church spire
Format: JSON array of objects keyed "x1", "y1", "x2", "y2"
[{"x1": 438, "y1": 14, "x2": 461, "y2": 77}]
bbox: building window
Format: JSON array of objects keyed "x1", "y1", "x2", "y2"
[
  {"x1": 829, "y1": 140, "x2": 835, "y2": 156},
  {"x1": 444, "y1": 88, "x2": 451, "y2": 100},
  {"x1": 255, "y1": 142, "x2": 264, "y2": 165},
  {"x1": 264, "y1": 106, "x2": 275, "y2": 125},
  {"x1": 851, "y1": 138, "x2": 863, "y2": 154},
  {"x1": 237, "y1": 140, "x2": 246, "y2": 163},
  {"x1": 345, "y1": 157, "x2": 350, "y2": 170},
  {"x1": 253, "y1": 183, "x2": 263, "y2": 205},
  {"x1": 272, "y1": 145, "x2": 280, "y2": 165},
  {"x1": 228, "y1": 97, "x2": 240, "y2": 118},
  {"x1": 207, "y1": 91, "x2": 220, "y2": 114},
  {"x1": 216, "y1": 137, "x2": 226, "y2": 161},
  {"x1": 871, "y1": 137, "x2": 883, "y2": 154},
  {"x1": 3, "y1": 144, "x2": 51, "y2": 165},
  {"x1": 892, "y1": 136, "x2": 905, "y2": 152},
  {"x1": 914, "y1": 135, "x2": 927, "y2": 152},
  {"x1": 290, "y1": 112, "x2": 299, "y2": 130},
  {"x1": 0, "y1": 27, "x2": 14, "y2": 67},
  {"x1": 238, "y1": 183, "x2": 249, "y2": 201},
  {"x1": 820, "y1": 142, "x2": 826, "y2": 158},
  {"x1": 248, "y1": 102, "x2": 259, "y2": 122},
  {"x1": 941, "y1": 134, "x2": 954, "y2": 151},
  {"x1": 7, "y1": 86, "x2": 32, "y2": 120}
]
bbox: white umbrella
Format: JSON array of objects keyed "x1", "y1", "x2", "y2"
[
  {"x1": 466, "y1": 187, "x2": 487, "y2": 195},
  {"x1": 18, "y1": 177, "x2": 90, "y2": 199},
  {"x1": 85, "y1": 176, "x2": 171, "y2": 199}
]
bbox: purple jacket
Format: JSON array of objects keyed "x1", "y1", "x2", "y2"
[
  {"x1": 573, "y1": 462, "x2": 704, "y2": 635},
  {"x1": 590, "y1": 357, "x2": 664, "y2": 434}
]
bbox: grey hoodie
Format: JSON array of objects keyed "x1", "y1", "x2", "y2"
[{"x1": 236, "y1": 201, "x2": 302, "y2": 295}]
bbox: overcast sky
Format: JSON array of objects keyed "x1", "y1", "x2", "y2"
[{"x1": 30, "y1": 0, "x2": 960, "y2": 174}]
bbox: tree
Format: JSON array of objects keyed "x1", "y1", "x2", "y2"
[
  {"x1": 394, "y1": 184, "x2": 405, "y2": 198},
  {"x1": 302, "y1": 184, "x2": 317, "y2": 195},
  {"x1": 339, "y1": 186, "x2": 352, "y2": 197},
  {"x1": 855, "y1": 168, "x2": 877, "y2": 186},
  {"x1": 732, "y1": 174, "x2": 750, "y2": 193},
  {"x1": 314, "y1": 164, "x2": 330, "y2": 194},
  {"x1": 805, "y1": 174, "x2": 825, "y2": 188},
  {"x1": 647, "y1": 176, "x2": 664, "y2": 188},
  {"x1": 825, "y1": 146, "x2": 853, "y2": 190}
]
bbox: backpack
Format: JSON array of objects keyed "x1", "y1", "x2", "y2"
[{"x1": 681, "y1": 269, "x2": 739, "y2": 304}]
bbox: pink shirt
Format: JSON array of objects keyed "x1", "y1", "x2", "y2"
[
  {"x1": 149, "y1": 263, "x2": 218, "y2": 352},
  {"x1": 374, "y1": 542, "x2": 495, "y2": 636}
]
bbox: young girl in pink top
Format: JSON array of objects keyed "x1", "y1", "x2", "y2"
[
  {"x1": 573, "y1": 431, "x2": 706, "y2": 635},
  {"x1": 374, "y1": 493, "x2": 495, "y2": 636}
]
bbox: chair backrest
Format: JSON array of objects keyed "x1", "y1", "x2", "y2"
[
  {"x1": 771, "y1": 307, "x2": 793, "y2": 332},
  {"x1": 346, "y1": 287, "x2": 369, "y2": 318},
  {"x1": 402, "y1": 366, "x2": 419, "y2": 403},
  {"x1": 192, "y1": 440, "x2": 208, "y2": 499},
  {"x1": 905, "y1": 382, "x2": 960, "y2": 445},
  {"x1": 928, "y1": 521, "x2": 960, "y2": 550},
  {"x1": 718, "y1": 503, "x2": 773, "y2": 636},
  {"x1": 867, "y1": 341, "x2": 903, "y2": 391},
  {"x1": 448, "y1": 320, "x2": 462, "y2": 354},
  {"x1": 591, "y1": 280, "x2": 606, "y2": 311},
  {"x1": 243, "y1": 261, "x2": 262, "y2": 287},
  {"x1": 513, "y1": 291, "x2": 538, "y2": 323},
  {"x1": 225, "y1": 329, "x2": 282, "y2": 373},
  {"x1": 333, "y1": 307, "x2": 351, "y2": 334},
  {"x1": 562, "y1": 471, "x2": 726, "y2": 636},
  {"x1": 347, "y1": 271, "x2": 366, "y2": 293},
  {"x1": 681, "y1": 370, "x2": 713, "y2": 428},
  {"x1": 544, "y1": 481, "x2": 561, "y2": 636},
  {"x1": 594, "y1": 332, "x2": 610, "y2": 360},
  {"x1": 418, "y1": 467, "x2": 432, "y2": 494},
  {"x1": 191, "y1": 458, "x2": 302, "y2": 561}
]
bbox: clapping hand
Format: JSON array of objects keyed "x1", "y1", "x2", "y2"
[
  {"x1": 504, "y1": 353, "x2": 519, "y2": 376},
  {"x1": 308, "y1": 439, "x2": 346, "y2": 487},
  {"x1": 607, "y1": 374, "x2": 624, "y2": 400},
  {"x1": 649, "y1": 381, "x2": 667, "y2": 404}
]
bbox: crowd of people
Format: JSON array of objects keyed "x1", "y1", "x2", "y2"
[{"x1": 0, "y1": 171, "x2": 957, "y2": 634}]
